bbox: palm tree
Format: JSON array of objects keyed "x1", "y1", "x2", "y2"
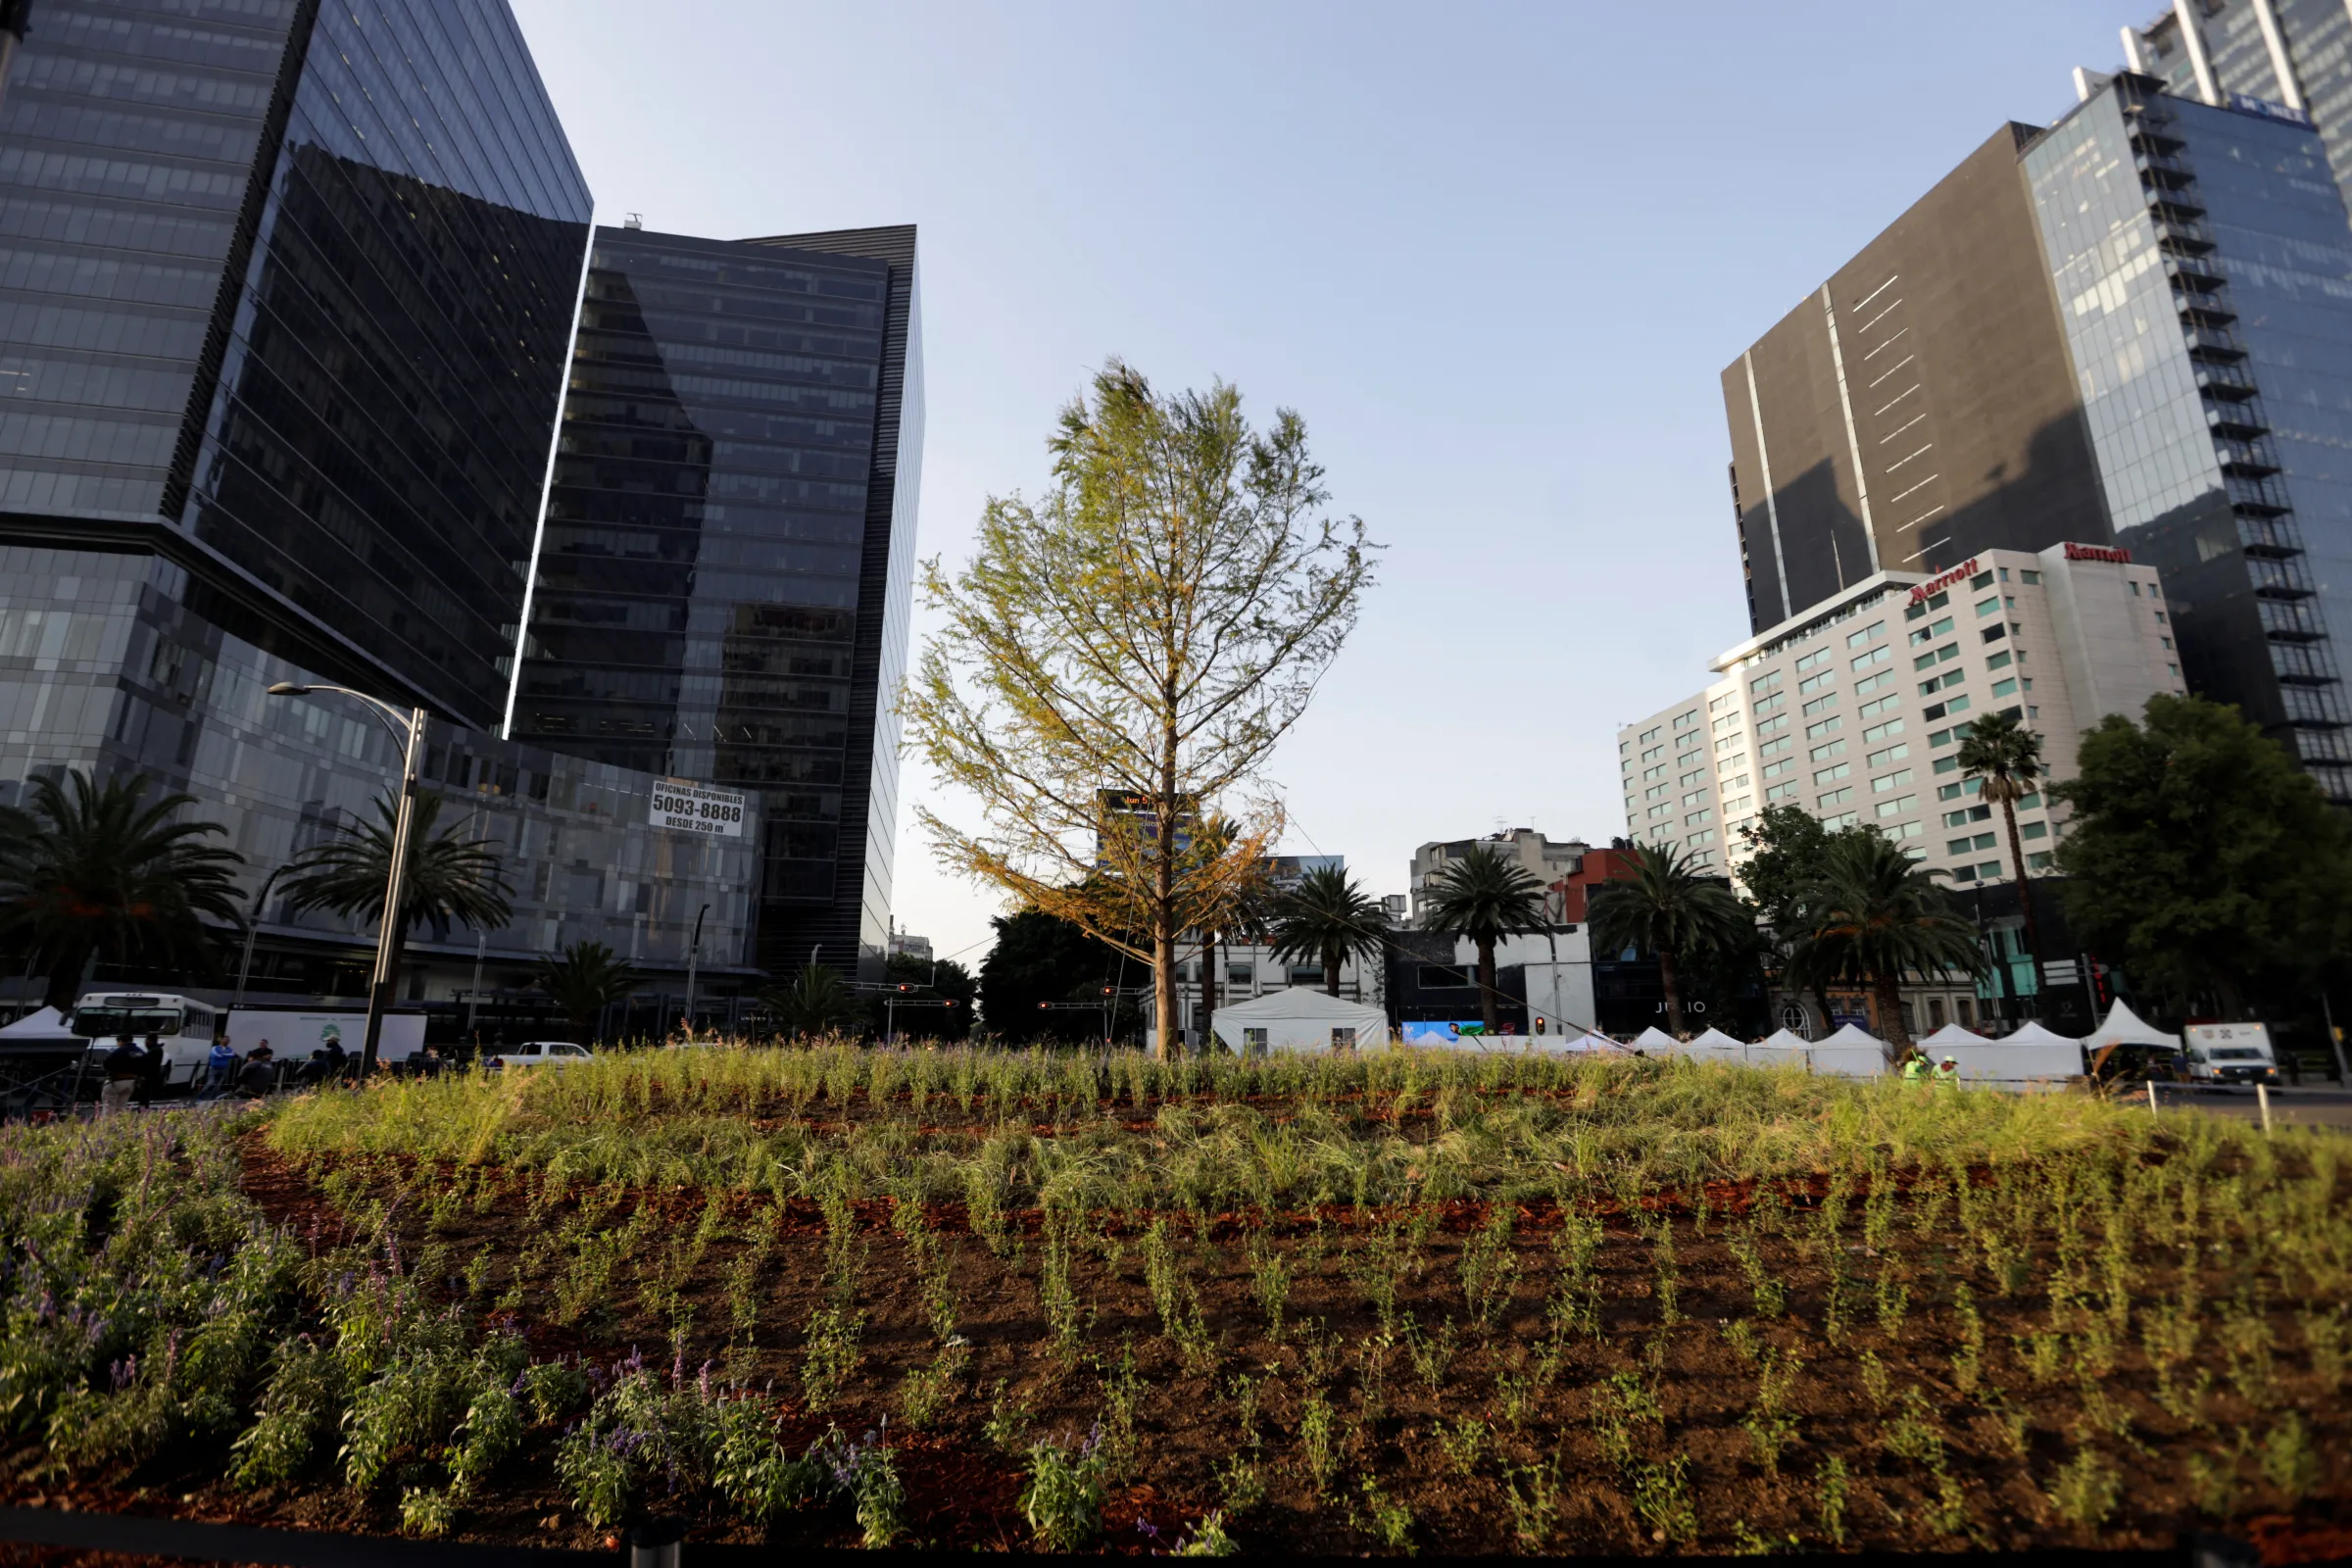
[
  {"x1": 1786, "y1": 833, "x2": 1983, "y2": 1056},
  {"x1": 1269, "y1": 864, "x2": 1388, "y2": 998},
  {"x1": 761, "y1": 962, "x2": 864, "y2": 1039},
  {"x1": 280, "y1": 788, "x2": 513, "y2": 1004},
  {"x1": 0, "y1": 770, "x2": 246, "y2": 1010},
  {"x1": 1955, "y1": 709, "x2": 2047, "y2": 998},
  {"x1": 534, "y1": 940, "x2": 637, "y2": 1043},
  {"x1": 1421, "y1": 844, "x2": 1549, "y2": 1034},
  {"x1": 1587, "y1": 842, "x2": 1749, "y2": 1037}
]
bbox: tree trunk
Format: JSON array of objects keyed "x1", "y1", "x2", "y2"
[
  {"x1": 1874, "y1": 970, "x2": 1912, "y2": 1055},
  {"x1": 1153, "y1": 920, "x2": 1177, "y2": 1058},
  {"x1": 1477, "y1": 937, "x2": 1499, "y2": 1034},
  {"x1": 42, "y1": 940, "x2": 89, "y2": 1013},
  {"x1": 1999, "y1": 796, "x2": 2043, "y2": 1004},
  {"x1": 1200, "y1": 929, "x2": 1220, "y2": 1053},
  {"x1": 1324, "y1": 939, "x2": 1342, "y2": 999},
  {"x1": 1658, "y1": 946, "x2": 1684, "y2": 1037}
]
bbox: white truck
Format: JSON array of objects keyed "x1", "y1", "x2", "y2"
[{"x1": 2181, "y1": 1022, "x2": 2281, "y2": 1087}]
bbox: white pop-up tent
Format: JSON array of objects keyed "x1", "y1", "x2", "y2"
[
  {"x1": 0, "y1": 1006, "x2": 77, "y2": 1041},
  {"x1": 2083, "y1": 1000, "x2": 2176, "y2": 1052},
  {"x1": 1809, "y1": 1021, "x2": 1891, "y2": 1077},
  {"x1": 1916, "y1": 1020, "x2": 2079, "y2": 1087},
  {"x1": 1628, "y1": 1026, "x2": 1680, "y2": 1055},
  {"x1": 1211, "y1": 988, "x2": 1390, "y2": 1055},
  {"x1": 1743, "y1": 1028, "x2": 1815, "y2": 1069},
  {"x1": 1678, "y1": 1027, "x2": 1748, "y2": 1064}
]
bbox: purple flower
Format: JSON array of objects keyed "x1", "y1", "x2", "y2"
[{"x1": 109, "y1": 1355, "x2": 137, "y2": 1392}]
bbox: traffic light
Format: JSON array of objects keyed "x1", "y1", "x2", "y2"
[
  {"x1": 1100, "y1": 986, "x2": 1114, "y2": 997},
  {"x1": 1038, "y1": 1002, "x2": 1051, "y2": 1010},
  {"x1": 897, "y1": 983, "x2": 913, "y2": 993}
]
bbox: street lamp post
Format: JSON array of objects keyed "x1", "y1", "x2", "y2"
[
  {"x1": 232, "y1": 864, "x2": 288, "y2": 1011},
  {"x1": 266, "y1": 682, "x2": 426, "y2": 1077},
  {"x1": 682, "y1": 903, "x2": 710, "y2": 1036}
]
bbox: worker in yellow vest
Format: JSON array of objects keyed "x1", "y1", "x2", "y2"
[
  {"x1": 1902, "y1": 1051, "x2": 1929, "y2": 1084},
  {"x1": 1933, "y1": 1054, "x2": 1961, "y2": 1087}
]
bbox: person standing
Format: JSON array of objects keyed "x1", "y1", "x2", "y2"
[
  {"x1": 100, "y1": 1034, "x2": 144, "y2": 1116},
  {"x1": 237, "y1": 1045, "x2": 276, "y2": 1099},
  {"x1": 1902, "y1": 1051, "x2": 1929, "y2": 1085},
  {"x1": 136, "y1": 1030, "x2": 169, "y2": 1105},
  {"x1": 1934, "y1": 1054, "x2": 1962, "y2": 1088},
  {"x1": 205, "y1": 1037, "x2": 238, "y2": 1100}
]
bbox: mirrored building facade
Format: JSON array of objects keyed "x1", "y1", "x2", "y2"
[
  {"x1": 515, "y1": 224, "x2": 920, "y2": 980},
  {"x1": 0, "y1": 1, "x2": 774, "y2": 1023}
]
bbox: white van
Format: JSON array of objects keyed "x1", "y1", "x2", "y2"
[
  {"x1": 2182, "y1": 1022, "x2": 2281, "y2": 1087},
  {"x1": 71, "y1": 993, "x2": 220, "y2": 1089}
]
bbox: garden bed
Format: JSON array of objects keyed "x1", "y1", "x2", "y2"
[{"x1": 1, "y1": 1046, "x2": 2347, "y2": 1557}]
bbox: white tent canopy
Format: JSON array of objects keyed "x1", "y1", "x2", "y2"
[
  {"x1": 2083, "y1": 1000, "x2": 2177, "y2": 1052},
  {"x1": 1810, "y1": 1022, "x2": 1890, "y2": 1078},
  {"x1": 1921, "y1": 1019, "x2": 2081, "y2": 1086},
  {"x1": 1751, "y1": 1028, "x2": 1813, "y2": 1055},
  {"x1": 1211, "y1": 988, "x2": 1389, "y2": 1055},
  {"x1": 1678, "y1": 1027, "x2": 1748, "y2": 1063},
  {"x1": 0, "y1": 1006, "x2": 73, "y2": 1039},
  {"x1": 2002, "y1": 1020, "x2": 2082, "y2": 1049},
  {"x1": 1629, "y1": 1026, "x2": 1680, "y2": 1055}
]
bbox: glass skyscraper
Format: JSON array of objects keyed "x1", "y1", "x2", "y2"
[
  {"x1": 0, "y1": 3, "x2": 767, "y2": 1022},
  {"x1": 2026, "y1": 73, "x2": 2352, "y2": 797},
  {"x1": 515, "y1": 223, "x2": 921, "y2": 979}
]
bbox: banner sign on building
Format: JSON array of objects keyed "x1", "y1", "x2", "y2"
[
  {"x1": 650, "y1": 779, "x2": 747, "y2": 837},
  {"x1": 2063, "y1": 541, "x2": 2131, "y2": 564}
]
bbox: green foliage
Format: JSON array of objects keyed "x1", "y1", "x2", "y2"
[
  {"x1": 1422, "y1": 844, "x2": 1551, "y2": 1032},
  {"x1": 975, "y1": 908, "x2": 1131, "y2": 1045},
  {"x1": 1590, "y1": 841, "x2": 1752, "y2": 1035},
  {"x1": 532, "y1": 941, "x2": 637, "y2": 1043},
  {"x1": 1785, "y1": 831, "x2": 1982, "y2": 1052},
  {"x1": 1020, "y1": 1432, "x2": 1108, "y2": 1551},
  {"x1": 1268, "y1": 864, "x2": 1387, "y2": 999},
  {"x1": 2053, "y1": 693, "x2": 2352, "y2": 1016},
  {"x1": 760, "y1": 963, "x2": 867, "y2": 1041},
  {"x1": 0, "y1": 769, "x2": 247, "y2": 1010},
  {"x1": 280, "y1": 788, "x2": 512, "y2": 1010}
]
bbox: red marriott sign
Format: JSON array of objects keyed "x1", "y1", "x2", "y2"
[
  {"x1": 1908, "y1": 558, "x2": 1980, "y2": 606},
  {"x1": 2064, "y1": 541, "x2": 2131, "y2": 564}
]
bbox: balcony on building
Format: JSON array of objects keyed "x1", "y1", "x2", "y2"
[
  {"x1": 2216, "y1": 437, "x2": 2281, "y2": 478},
  {"x1": 2174, "y1": 283, "x2": 2235, "y2": 325},
  {"x1": 2164, "y1": 250, "x2": 2225, "y2": 288},
  {"x1": 2203, "y1": 396, "x2": 2268, "y2": 438},
  {"x1": 2226, "y1": 473, "x2": 2291, "y2": 515},
  {"x1": 2152, "y1": 215, "x2": 2215, "y2": 253},
  {"x1": 2238, "y1": 515, "x2": 2303, "y2": 558}
]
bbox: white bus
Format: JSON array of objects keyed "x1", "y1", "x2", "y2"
[{"x1": 70, "y1": 993, "x2": 220, "y2": 1089}]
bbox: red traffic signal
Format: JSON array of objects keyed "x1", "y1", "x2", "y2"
[
  {"x1": 1100, "y1": 986, "x2": 1114, "y2": 996},
  {"x1": 1038, "y1": 1002, "x2": 1051, "y2": 1010},
  {"x1": 897, "y1": 983, "x2": 912, "y2": 992}
]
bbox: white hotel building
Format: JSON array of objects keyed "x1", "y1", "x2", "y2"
[{"x1": 1618, "y1": 542, "x2": 2185, "y2": 887}]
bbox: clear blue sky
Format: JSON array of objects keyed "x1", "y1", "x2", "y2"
[{"x1": 511, "y1": 0, "x2": 2138, "y2": 971}]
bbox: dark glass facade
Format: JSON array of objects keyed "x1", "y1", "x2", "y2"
[
  {"x1": 0, "y1": 0, "x2": 592, "y2": 730},
  {"x1": 2025, "y1": 76, "x2": 2352, "y2": 798},
  {"x1": 517, "y1": 224, "x2": 920, "y2": 978}
]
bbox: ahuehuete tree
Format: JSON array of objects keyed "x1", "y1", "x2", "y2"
[
  {"x1": 1786, "y1": 832, "x2": 1983, "y2": 1056},
  {"x1": 1269, "y1": 863, "x2": 1388, "y2": 1000},
  {"x1": 2052, "y1": 693, "x2": 2352, "y2": 1019},
  {"x1": 904, "y1": 361, "x2": 1376, "y2": 1057},
  {"x1": 280, "y1": 788, "x2": 513, "y2": 1003},
  {"x1": 1587, "y1": 841, "x2": 1750, "y2": 1037},
  {"x1": 1420, "y1": 844, "x2": 1550, "y2": 1035},
  {"x1": 0, "y1": 770, "x2": 246, "y2": 1010},
  {"x1": 1955, "y1": 709, "x2": 2047, "y2": 975}
]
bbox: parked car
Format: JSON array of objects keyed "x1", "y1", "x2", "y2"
[{"x1": 486, "y1": 1042, "x2": 595, "y2": 1070}]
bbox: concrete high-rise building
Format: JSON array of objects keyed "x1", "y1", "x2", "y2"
[
  {"x1": 1724, "y1": 72, "x2": 2352, "y2": 800},
  {"x1": 1619, "y1": 542, "x2": 2186, "y2": 888},
  {"x1": 513, "y1": 223, "x2": 921, "y2": 979}
]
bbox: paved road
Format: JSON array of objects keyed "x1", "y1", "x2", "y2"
[{"x1": 2143, "y1": 1082, "x2": 2352, "y2": 1130}]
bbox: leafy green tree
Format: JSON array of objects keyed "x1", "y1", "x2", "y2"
[
  {"x1": 533, "y1": 940, "x2": 637, "y2": 1044},
  {"x1": 1785, "y1": 833, "x2": 1982, "y2": 1054},
  {"x1": 1738, "y1": 806, "x2": 1867, "y2": 1031},
  {"x1": 871, "y1": 952, "x2": 976, "y2": 1043},
  {"x1": 280, "y1": 788, "x2": 513, "y2": 1004},
  {"x1": 1956, "y1": 709, "x2": 2048, "y2": 974},
  {"x1": 1421, "y1": 845, "x2": 1549, "y2": 1035},
  {"x1": 2052, "y1": 694, "x2": 2352, "y2": 1019},
  {"x1": 0, "y1": 770, "x2": 246, "y2": 1010},
  {"x1": 904, "y1": 361, "x2": 1376, "y2": 1056},
  {"x1": 977, "y1": 907, "x2": 1131, "y2": 1045},
  {"x1": 1269, "y1": 864, "x2": 1387, "y2": 998},
  {"x1": 1588, "y1": 842, "x2": 1750, "y2": 1036},
  {"x1": 760, "y1": 963, "x2": 865, "y2": 1040}
]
